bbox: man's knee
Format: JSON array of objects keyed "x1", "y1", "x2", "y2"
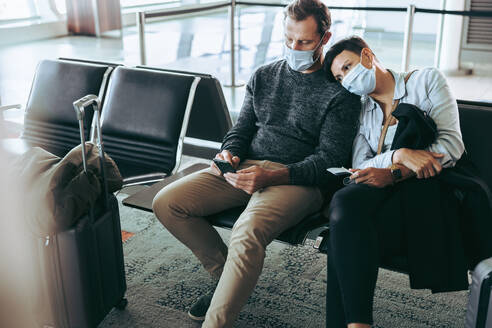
[
  {"x1": 152, "y1": 186, "x2": 188, "y2": 225},
  {"x1": 152, "y1": 188, "x2": 171, "y2": 224},
  {"x1": 229, "y1": 218, "x2": 269, "y2": 255}
]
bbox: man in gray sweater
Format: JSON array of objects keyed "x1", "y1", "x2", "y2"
[{"x1": 152, "y1": 0, "x2": 360, "y2": 326}]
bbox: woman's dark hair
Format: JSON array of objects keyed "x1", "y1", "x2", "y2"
[
  {"x1": 284, "y1": 0, "x2": 331, "y2": 36},
  {"x1": 323, "y1": 36, "x2": 371, "y2": 82}
]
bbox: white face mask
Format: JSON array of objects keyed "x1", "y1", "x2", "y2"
[
  {"x1": 341, "y1": 61, "x2": 376, "y2": 96},
  {"x1": 284, "y1": 33, "x2": 325, "y2": 72}
]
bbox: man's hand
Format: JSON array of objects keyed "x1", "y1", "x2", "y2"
[
  {"x1": 393, "y1": 148, "x2": 444, "y2": 179},
  {"x1": 351, "y1": 167, "x2": 394, "y2": 188},
  {"x1": 223, "y1": 166, "x2": 270, "y2": 194},
  {"x1": 211, "y1": 150, "x2": 240, "y2": 176},
  {"x1": 223, "y1": 165, "x2": 289, "y2": 194}
]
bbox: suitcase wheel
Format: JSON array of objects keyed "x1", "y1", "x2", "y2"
[{"x1": 116, "y1": 298, "x2": 128, "y2": 310}]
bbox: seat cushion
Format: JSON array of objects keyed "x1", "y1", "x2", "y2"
[{"x1": 205, "y1": 207, "x2": 327, "y2": 245}]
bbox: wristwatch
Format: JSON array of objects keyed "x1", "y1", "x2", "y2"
[{"x1": 390, "y1": 164, "x2": 402, "y2": 183}]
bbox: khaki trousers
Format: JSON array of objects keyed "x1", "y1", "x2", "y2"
[{"x1": 152, "y1": 160, "x2": 323, "y2": 328}]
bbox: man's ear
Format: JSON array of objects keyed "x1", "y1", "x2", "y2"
[
  {"x1": 360, "y1": 47, "x2": 374, "y2": 69},
  {"x1": 322, "y1": 31, "x2": 332, "y2": 46}
]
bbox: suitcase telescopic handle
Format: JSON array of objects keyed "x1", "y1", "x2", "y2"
[{"x1": 73, "y1": 95, "x2": 109, "y2": 210}]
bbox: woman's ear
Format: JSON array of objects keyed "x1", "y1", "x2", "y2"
[{"x1": 360, "y1": 48, "x2": 374, "y2": 69}]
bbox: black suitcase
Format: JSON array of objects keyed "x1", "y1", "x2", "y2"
[
  {"x1": 33, "y1": 95, "x2": 127, "y2": 328},
  {"x1": 466, "y1": 258, "x2": 492, "y2": 328}
]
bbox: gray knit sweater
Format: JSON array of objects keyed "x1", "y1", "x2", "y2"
[{"x1": 221, "y1": 60, "x2": 361, "y2": 187}]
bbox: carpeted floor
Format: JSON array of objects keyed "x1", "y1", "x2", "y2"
[{"x1": 99, "y1": 188, "x2": 469, "y2": 328}]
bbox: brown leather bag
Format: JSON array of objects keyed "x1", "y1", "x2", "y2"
[{"x1": 14, "y1": 142, "x2": 122, "y2": 235}]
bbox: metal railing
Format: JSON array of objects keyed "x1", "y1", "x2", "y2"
[{"x1": 136, "y1": 1, "x2": 492, "y2": 87}]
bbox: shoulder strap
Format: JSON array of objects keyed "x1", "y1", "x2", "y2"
[
  {"x1": 404, "y1": 70, "x2": 416, "y2": 84},
  {"x1": 376, "y1": 70, "x2": 417, "y2": 155}
]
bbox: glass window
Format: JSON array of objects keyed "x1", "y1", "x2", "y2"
[
  {"x1": 0, "y1": 0, "x2": 36, "y2": 20},
  {"x1": 53, "y1": 0, "x2": 66, "y2": 15},
  {"x1": 120, "y1": 0, "x2": 176, "y2": 8},
  {"x1": 327, "y1": 0, "x2": 441, "y2": 9}
]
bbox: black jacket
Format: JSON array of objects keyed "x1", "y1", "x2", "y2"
[{"x1": 391, "y1": 103, "x2": 492, "y2": 293}]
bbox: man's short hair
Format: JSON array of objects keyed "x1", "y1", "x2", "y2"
[
  {"x1": 323, "y1": 36, "x2": 371, "y2": 82},
  {"x1": 285, "y1": 0, "x2": 331, "y2": 36}
]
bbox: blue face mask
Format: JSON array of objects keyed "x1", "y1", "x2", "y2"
[
  {"x1": 284, "y1": 33, "x2": 325, "y2": 72},
  {"x1": 341, "y1": 61, "x2": 376, "y2": 96}
]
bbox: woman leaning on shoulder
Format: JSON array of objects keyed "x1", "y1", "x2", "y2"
[{"x1": 321, "y1": 36, "x2": 492, "y2": 328}]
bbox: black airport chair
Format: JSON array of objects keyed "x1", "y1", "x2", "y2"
[
  {"x1": 121, "y1": 68, "x2": 331, "y2": 244},
  {"x1": 135, "y1": 66, "x2": 233, "y2": 160},
  {"x1": 97, "y1": 66, "x2": 201, "y2": 185},
  {"x1": 1, "y1": 59, "x2": 113, "y2": 158}
]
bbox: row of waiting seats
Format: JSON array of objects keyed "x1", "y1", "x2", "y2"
[
  {"x1": 1, "y1": 58, "x2": 232, "y2": 186},
  {"x1": 3, "y1": 58, "x2": 492, "y2": 278},
  {"x1": 121, "y1": 93, "x2": 492, "y2": 275}
]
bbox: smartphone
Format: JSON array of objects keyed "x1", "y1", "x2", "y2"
[
  {"x1": 327, "y1": 167, "x2": 355, "y2": 186},
  {"x1": 326, "y1": 167, "x2": 357, "y2": 186},
  {"x1": 213, "y1": 158, "x2": 236, "y2": 174}
]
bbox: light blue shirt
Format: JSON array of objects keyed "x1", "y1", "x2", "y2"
[{"x1": 352, "y1": 67, "x2": 465, "y2": 169}]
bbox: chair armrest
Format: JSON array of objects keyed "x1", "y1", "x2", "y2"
[
  {"x1": 313, "y1": 228, "x2": 330, "y2": 254},
  {"x1": 122, "y1": 172, "x2": 168, "y2": 187},
  {"x1": 275, "y1": 211, "x2": 328, "y2": 245},
  {"x1": 183, "y1": 137, "x2": 222, "y2": 159}
]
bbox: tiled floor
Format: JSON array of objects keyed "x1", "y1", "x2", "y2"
[{"x1": 1, "y1": 7, "x2": 491, "y2": 126}]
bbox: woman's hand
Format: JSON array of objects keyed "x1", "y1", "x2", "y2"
[
  {"x1": 350, "y1": 167, "x2": 394, "y2": 188},
  {"x1": 393, "y1": 148, "x2": 444, "y2": 179}
]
